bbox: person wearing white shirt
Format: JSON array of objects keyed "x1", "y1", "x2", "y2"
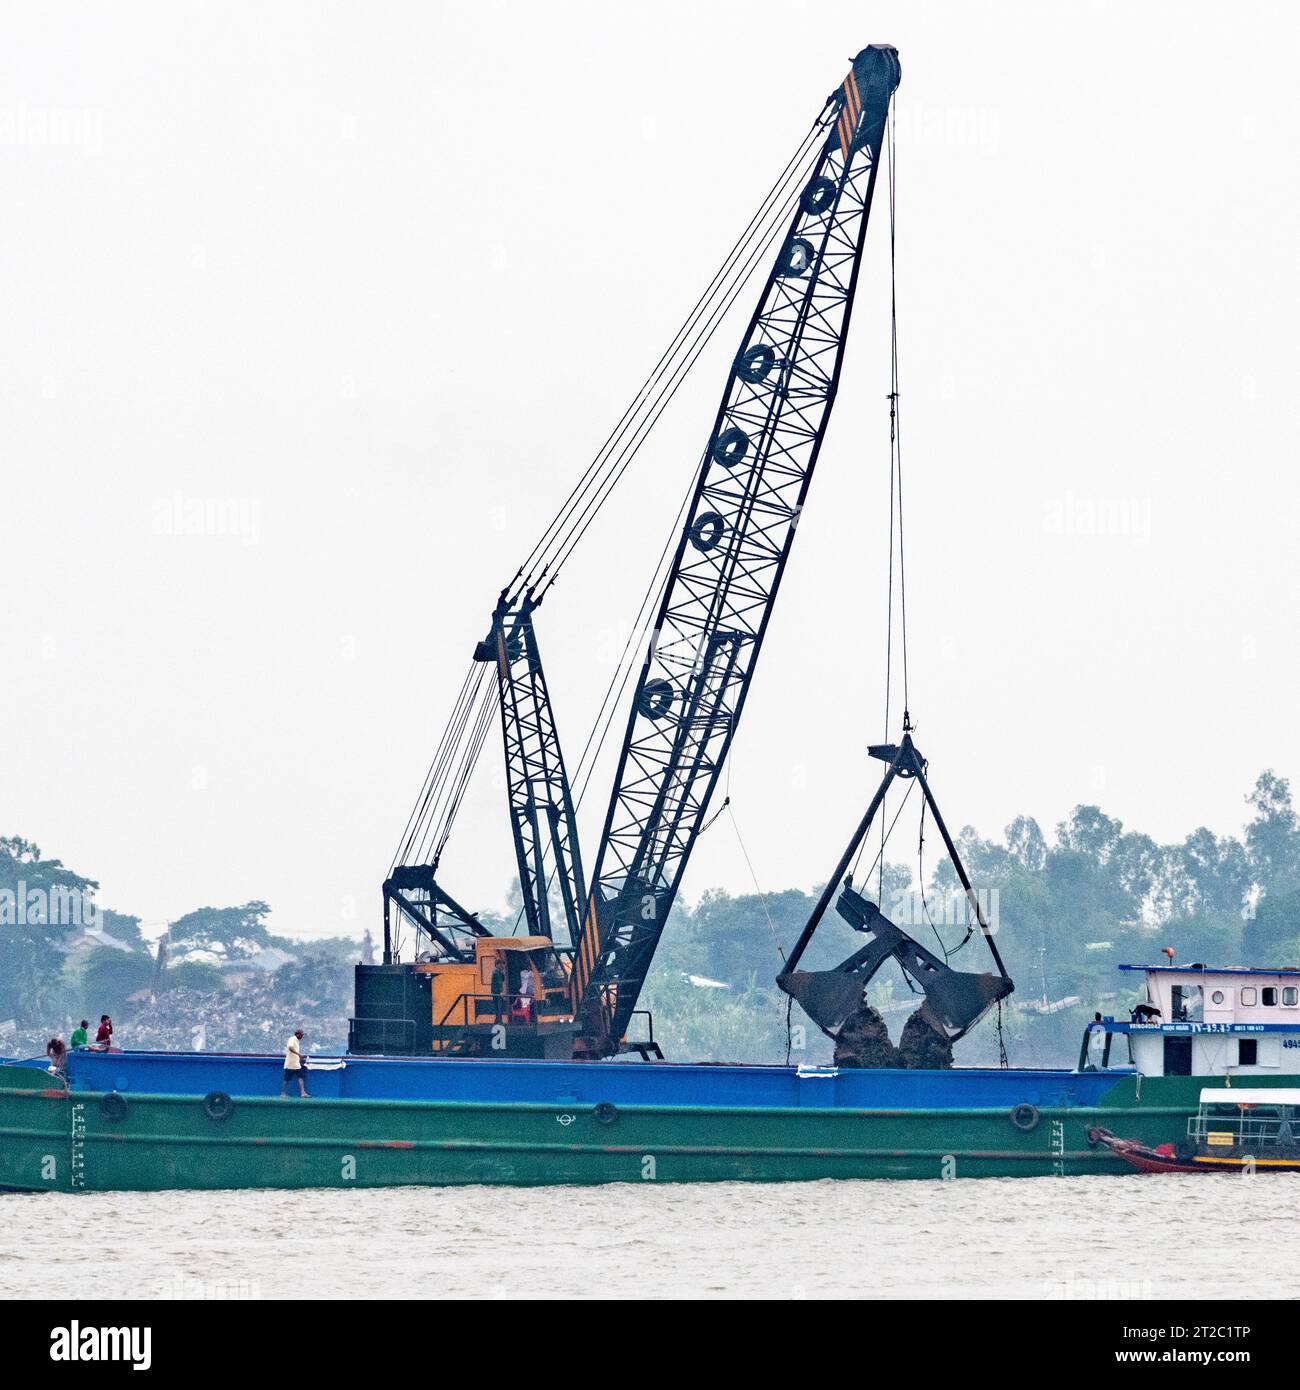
[{"x1": 280, "y1": 1028, "x2": 309, "y2": 1098}]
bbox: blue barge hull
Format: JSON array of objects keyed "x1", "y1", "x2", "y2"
[{"x1": 45, "y1": 1048, "x2": 1127, "y2": 1110}]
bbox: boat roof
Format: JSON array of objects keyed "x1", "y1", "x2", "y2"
[
  {"x1": 1200, "y1": 1088, "x2": 1300, "y2": 1106},
  {"x1": 1120, "y1": 964, "x2": 1300, "y2": 977}
]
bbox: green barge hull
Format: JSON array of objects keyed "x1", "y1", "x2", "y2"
[{"x1": 0, "y1": 1069, "x2": 1252, "y2": 1192}]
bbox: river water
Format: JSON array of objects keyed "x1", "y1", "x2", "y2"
[{"x1": 3, "y1": 1173, "x2": 1297, "y2": 1300}]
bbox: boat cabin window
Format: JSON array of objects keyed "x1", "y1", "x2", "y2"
[
  {"x1": 1262, "y1": 987, "x2": 1278, "y2": 1007},
  {"x1": 1210, "y1": 989, "x2": 1227, "y2": 1005},
  {"x1": 1077, "y1": 1024, "x2": 1125, "y2": 1071},
  {"x1": 1238, "y1": 1038, "x2": 1258, "y2": 1066},
  {"x1": 1242, "y1": 987, "x2": 1257, "y2": 1006},
  {"x1": 1285, "y1": 987, "x2": 1299, "y2": 1006},
  {"x1": 1170, "y1": 984, "x2": 1203, "y2": 1023}
]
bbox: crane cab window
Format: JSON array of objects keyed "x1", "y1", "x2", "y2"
[{"x1": 531, "y1": 947, "x2": 566, "y2": 987}]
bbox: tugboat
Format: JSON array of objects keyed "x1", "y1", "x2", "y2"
[
  {"x1": 1072, "y1": 961, "x2": 1300, "y2": 1080},
  {"x1": 1094, "y1": 1088, "x2": 1300, "y2": 1174}
]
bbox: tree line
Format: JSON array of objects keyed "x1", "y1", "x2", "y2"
[{"x1": 4, "y1": 768, "x2": 1298, "y2": 1065}]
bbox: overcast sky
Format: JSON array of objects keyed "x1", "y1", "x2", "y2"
[{"x1": 4, "y1": 1, "x2": 1298, "y2": 940}]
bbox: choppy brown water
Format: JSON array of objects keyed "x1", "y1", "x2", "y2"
[{"x1": 3, "y1": 1174, "x2": 1296, "y2": 1300}]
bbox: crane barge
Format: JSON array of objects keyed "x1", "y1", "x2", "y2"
[
  {"x1": 351, "y1": 43, "x2": 904, "y2": 1061},
  {"x1": 7, "y1": 41, "x2": 1296, "y2": 1193}
]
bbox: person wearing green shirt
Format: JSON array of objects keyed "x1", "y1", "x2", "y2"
[{"x1": 70, "y1": 1020, "x2": 89, "y2": 1049}]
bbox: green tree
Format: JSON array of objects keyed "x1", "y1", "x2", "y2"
[
  {"x1": 0, "y1": 836, "x2": 103, "y2": 1022},
  {"x1": 1055, "y1": 806, "x2": 1123, "y2": 864},
  {"x1": 1006, "y1": 816, "x2": 1047, "y2": 871},
  {"x1": 100, "y1": 910, "x2": 146, "y2": 950},
  {"x1": 1246, "y1": 772, "x2": 1300, "y2": 897},
  {"x1": 161, "y1": 961, "x2": 224, "y2": 993},
  {"x1": 0, "y1": 835, "x2": 99, "y2": 930},
  {"x1": 1164, "y1": 910, "x2": 1245, "y2": 965},
  {"x1": 79, "y1": 947, "x2": 155, "y2": 1017},
  {"x1": 267, "y1": 934, "x2": 359, "y2": 964},
  {"x1": 0, "y1": 923, "x2": 68, "y2": 1022},
  {"x1": 685, "y1": 888, "x2": 804, "y2": 987},
  {"x1": 1242, "y1": 886, "x2": 1300, "y2": 965},
  {"x1": 271, "y1": 953, "x2": 352, "y2": 1011},
  {"x1": 1155, "y1": 829, "x2": 1250, "y2": 921},
  {"x1": 167, "y1": 902, "x2": 272, "y2": 960}
]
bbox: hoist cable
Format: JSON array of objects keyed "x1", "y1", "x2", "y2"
[
  {"x1": 570, "y1": 478, "x2": 694, "y2": 808},
  {"x1": 850, "y1": 776, "x2": 916, "y2": 892},
  {"x1": 727, "y1": 802, "x2": 786, "y2": 965},
  {"x1": 887, "y1": 102, "x2": 911, "y2": 723},
  {"x1": 526, "y1": 113, "x2": 838, "y2": 913},
  {"x1": 553, "y1": 112, "x2": 840, "y2": 791},
  {"x1": 391, "y1": 660, "x2": 483, "y2": 871},
  {"x1": 425, "y1": 673, "x2": 498, "y2": 870},
  {"x1": 408, "y1": 663, "x2": 494, "y2": 867},
  {"x1": 414, "y1": 666, "x2": 491, "y2": 862},
  {"x1": 536, "y1": 157, "x2": 819, "y2": 590},
  {"x1": 511, "y1": 113, "x2": 829, "y2": 597},
  {"x1": 397, "y1": 113, "x2": 832, "y2": 882},
  {"x1": 878, "y1": 97, "x2": 910, "y2": 901},
  {"x1": 389, "y1": 660, "x2": 474, "y2": 872}
]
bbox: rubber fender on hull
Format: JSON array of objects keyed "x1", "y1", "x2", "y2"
[
  {"x1": 202, "y1": 1090, "x2": 235, "y2": 1122},
  {"x1": 1010, "y1": 1102, "x2": 1039, "y2": 1133},
  {"x1": 100, "y1": 1091, "x2": 128, "y2": 1122}
]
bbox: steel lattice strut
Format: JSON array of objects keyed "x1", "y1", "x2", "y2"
[{"x1": 475, "y1": 588, "x2": 587, "y2": 948}]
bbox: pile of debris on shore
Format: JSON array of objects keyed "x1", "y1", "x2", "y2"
[
  {"x1": 123, "y1": 980, "x2": 351, "y2": 1055},
  {"x1": 9, "y1": 967, "x2": 352, "y2": 1060}
]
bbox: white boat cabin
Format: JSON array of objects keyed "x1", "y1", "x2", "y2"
[
  {"x1": 1081, "y1": 965, "x2": 1300, "y2": 1077},
  {"x1": 1189, "y1": 1088, "x2": 1300, "y2": 1154}
]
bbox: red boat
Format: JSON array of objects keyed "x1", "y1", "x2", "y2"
[{"x1": 1093, "y1": 1087, "x2": 1300, "y2": 1174}]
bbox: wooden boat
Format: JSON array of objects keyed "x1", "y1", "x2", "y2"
[{"x1": 1093, "y1": 1087, "x2": 1300, "y2": 1174}]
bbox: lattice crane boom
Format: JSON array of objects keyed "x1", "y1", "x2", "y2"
[{"x1": 569, "y1": 45, "x2": 902, "y2": 1053}]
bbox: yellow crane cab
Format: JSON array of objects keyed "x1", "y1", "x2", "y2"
[{"x1": 419, "y1": 937, "x2": 579, "y2": 1059}]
